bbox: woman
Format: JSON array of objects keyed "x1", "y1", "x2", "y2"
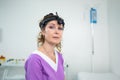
[{"x1": 25, "y1": 12, "x2": 65, "y2": 80}]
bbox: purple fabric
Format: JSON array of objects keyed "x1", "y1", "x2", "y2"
[{"x1": 25, "y1": 52, "x2": 64, "y2": 80}]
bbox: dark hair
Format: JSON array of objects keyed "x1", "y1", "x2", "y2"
[{"x1": 39, "y1": 13, "x2": 65, "y2": 29}]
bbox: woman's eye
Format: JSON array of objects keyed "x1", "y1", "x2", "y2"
[
  {"x1": 49, "y1": 26, "x2": 55, "y2": 29},
  {"x1": 58, "y1": 27, "x2": 64, "y2": 30},
  {"x1": 48, "y1": 26, "x2": 64, "y2": 30}
]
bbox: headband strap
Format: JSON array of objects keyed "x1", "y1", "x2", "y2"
[{"x1": 39, "y1": 12, "x2": 65, "y2": 29}]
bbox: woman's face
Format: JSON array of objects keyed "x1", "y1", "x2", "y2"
[{"x1": 42, "y1": 20, "x2": 64, "y2": 45}]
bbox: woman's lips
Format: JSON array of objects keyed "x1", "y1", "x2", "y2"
[{"x1": 53, "y1": 36, "x2": 59, "y2": 39}]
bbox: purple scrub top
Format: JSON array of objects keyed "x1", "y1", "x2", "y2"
[{"x1": 25, "y1": 50, "x2": 64, "y2": 80}]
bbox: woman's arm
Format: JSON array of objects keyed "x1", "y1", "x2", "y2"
[{"x1": 25, "y1": 54, "x2": 43, "y2": 80}]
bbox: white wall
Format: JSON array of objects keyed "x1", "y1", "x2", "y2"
[
  {"x1": 0, "y1": 0, "x2": 109, "y2": 80},
  {"x1": 108, "y1": 0, "x2": 120, "y2": 77}
]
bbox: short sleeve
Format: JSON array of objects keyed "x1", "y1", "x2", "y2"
[{"x1": 25, "y1": 54, "x2": 43, "y2": 80}]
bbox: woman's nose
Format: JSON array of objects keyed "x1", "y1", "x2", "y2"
[{"x1": 55, "y1": 28, "x2": 59, "y2": 34}]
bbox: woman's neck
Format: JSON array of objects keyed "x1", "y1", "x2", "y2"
[
  {"x1": 39, "y1": 42, "x2": 56, "y2": 56},
  {"x1": 38, "y1": 42, "x2": 56, "y2": 63}
]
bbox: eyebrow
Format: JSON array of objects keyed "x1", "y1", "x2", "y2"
[{"x1": 48, "y1": 23, "x2": 63, "y2": 26}]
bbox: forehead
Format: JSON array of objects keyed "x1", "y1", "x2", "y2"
[{"x1": 47, "y1": 20, "x2": 62, "y2": 26}]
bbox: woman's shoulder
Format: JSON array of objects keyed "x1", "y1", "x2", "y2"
[
  {"x1": 28, "y1": 53, "x2": 41, "y2": 60},
  {"x1": 24, "y1": 51, "x2": 43, "y2": 72},
  {"x1": 56, "y1": 51, "x2": 63, "y2": 56},
  {"x1": 25, "y1": 51, "x2": 43, "y2": 64},
  {"x1": 56, "y1": 51, "x2": 64, "y2": 62}
]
